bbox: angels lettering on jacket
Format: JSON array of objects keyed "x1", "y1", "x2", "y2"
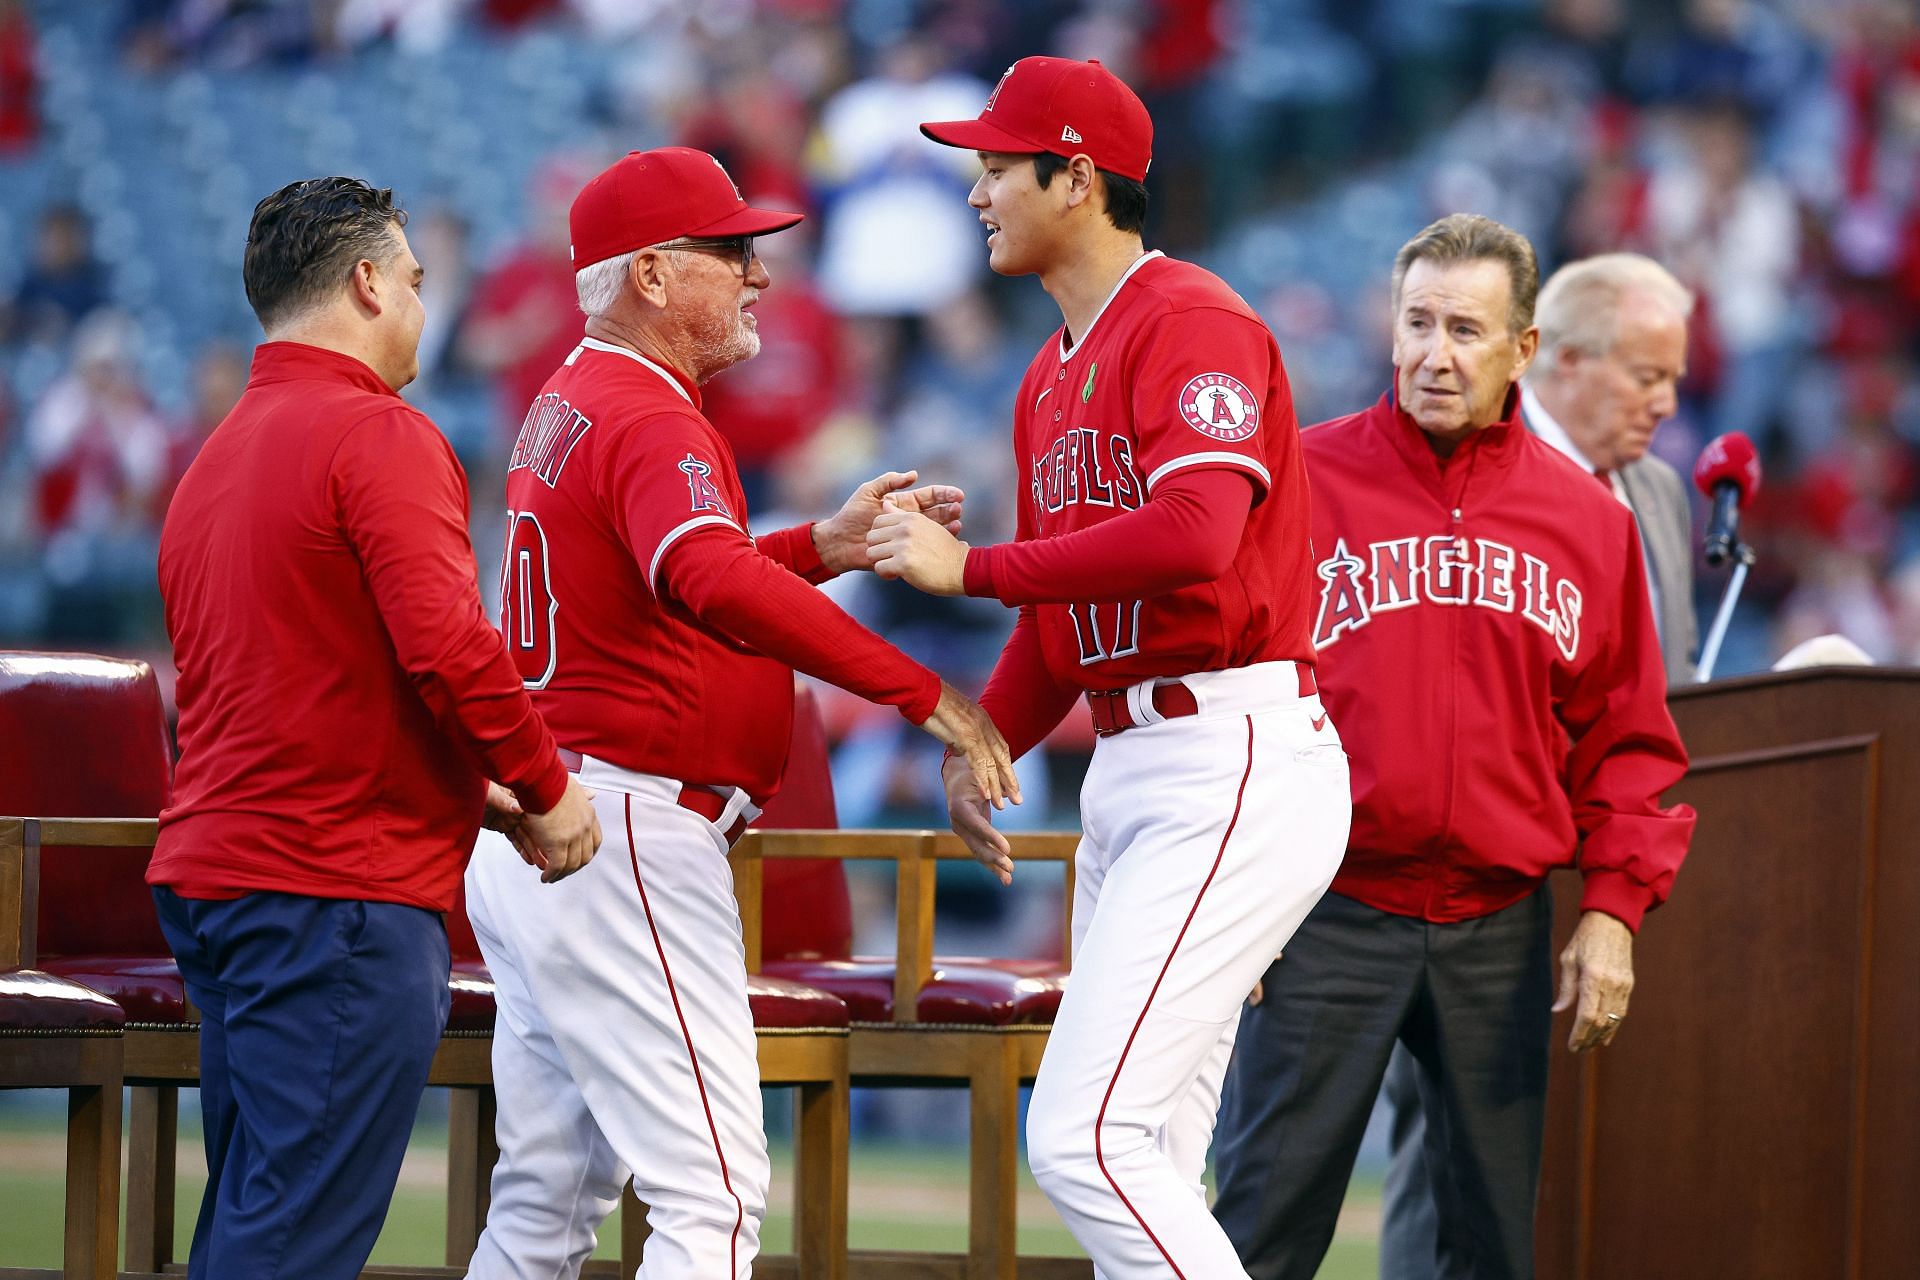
[{"x1": 1313, "y1": 534, "x2": 1583, "y2": 661}]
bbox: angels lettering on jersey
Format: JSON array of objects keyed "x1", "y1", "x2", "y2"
[
  {"x1": 1313, "y1": 535, "x2": 1584, "y2": 661},
  {"x1": 1032, "y1": 428, "x2": 1145, "y2": 516}
]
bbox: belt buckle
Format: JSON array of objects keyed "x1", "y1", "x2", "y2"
[{"x1": 1089, "y1": 689, "x2": 1129, "y2": 738}]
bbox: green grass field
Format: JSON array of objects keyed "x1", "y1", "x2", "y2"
[{"x1": 0, "y1": 1097, "x2": 1381, "y2": 1276}]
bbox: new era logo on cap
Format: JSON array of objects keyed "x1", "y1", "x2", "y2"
[{"x1": 918, "y1": 56, "x2": 1153, "y2": 183}]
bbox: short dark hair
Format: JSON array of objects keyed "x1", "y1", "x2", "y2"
[
  {"x1": 1031, "y1": 152, "x2": 1148, "y2": 235},
  {"x1": 243, "y1": 177, "x2": 408, "y2": 330}
]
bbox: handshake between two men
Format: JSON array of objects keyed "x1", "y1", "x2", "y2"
[{"x1": 480, "y1": 467, "x2": 1023, "y2": 886}]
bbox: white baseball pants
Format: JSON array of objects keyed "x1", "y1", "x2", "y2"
[
  {"x1": 462, "y1": 760, "x2": 767, "y2": 1280},
  {"x1": 1027, "y1": 662, "x2": 1352, "y2": 1279}
]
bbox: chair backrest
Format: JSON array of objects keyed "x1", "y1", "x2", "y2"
[
  {"x1": 756, "y1": 680, "x2": 853, "y2": 961},
  {"x1": 0, "y1": 652, "x2": 174, "y2": 956},
  {"x1": 447, "y1": 880, "x2": 484, "y2": 962}
]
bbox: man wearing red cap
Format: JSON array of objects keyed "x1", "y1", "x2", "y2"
[
  {"x1": 460, "y1": 147, "x2": 1017, "y2": 1280},
  {"x1": 873, "y1": 58, "x2": 1351, "y2": 1278}
]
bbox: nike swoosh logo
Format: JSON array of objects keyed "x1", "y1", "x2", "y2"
[
  {"x1": 1310, "y1": 713, "x2": 1328, "y2": 732},
  {"x1": 1035, "y1": 387, "x2": 1054, "y2": 412}
]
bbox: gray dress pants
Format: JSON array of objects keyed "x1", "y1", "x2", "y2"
[{"x1": 1212, "y1": 888, "x2": 1552, "y2": 1280}]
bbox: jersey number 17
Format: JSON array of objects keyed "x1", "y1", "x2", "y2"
[{"x1": 1069, "y1": 600, "x2": 1142, "y2": 666}]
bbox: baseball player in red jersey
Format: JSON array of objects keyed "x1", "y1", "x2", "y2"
[
  {"x1": 461, "y1": 148, "x2": 1015, "y2": 1280},
  {"x1": 872, "y1": 59, "x2": 1352, "y2": 1278}
]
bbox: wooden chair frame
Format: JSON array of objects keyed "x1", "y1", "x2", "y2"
[
  {"x1": 3, "y1": 816, "x2": 849, "y2": 1280},
  {"x1": 730, "y1": 827, "x2": 1094, "y2": 1280},
  {"x1": 0, "y1": 818, "x2": 126, "y2": 1280}
]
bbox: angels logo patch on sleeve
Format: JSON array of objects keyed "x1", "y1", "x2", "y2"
[
  {"x1": 1179, "y1": 373, "x2": 1259, "y2": 442},
  {"x1": 679, "y1": 454, "x2": 732, "y2": 516}
]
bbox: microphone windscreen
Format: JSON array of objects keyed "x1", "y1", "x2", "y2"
[{"x1": 1692, "y1": 432, "x2": 1763, "y2": 503}]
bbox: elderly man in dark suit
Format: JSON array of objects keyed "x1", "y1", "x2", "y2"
[{"x1": 1378, "y1": 251, "x2": 1697, "y2": 1278}]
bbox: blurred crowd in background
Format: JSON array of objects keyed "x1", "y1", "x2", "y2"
[{"x1": 4, "y1": 0, "x2": 1920, "y2": 823}]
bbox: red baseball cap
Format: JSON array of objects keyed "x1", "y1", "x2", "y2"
[
  {"x1": 920, "y1": 57, "x2": 1153, "y2": 182},
  {"x1": 568, "y1": 147, "x2": 805, "y2": 269}
]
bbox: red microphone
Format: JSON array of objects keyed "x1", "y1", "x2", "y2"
[{"x1": 1692, "y1": 433, "x2": 1763, "y2": 567}]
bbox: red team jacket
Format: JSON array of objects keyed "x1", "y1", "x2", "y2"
[
  {"x1": 968, "y1": 252, "x2": 1319, "y2": 756},
  {"x1": 1304, "y1": 392, "x2": 1696, "y2": 931},
  {"x1": 152, "y1": 343, "x2": 569, "y2": 912},
  {"x1": 499, "y1": 337, "x2": 939, "y2": 803}
]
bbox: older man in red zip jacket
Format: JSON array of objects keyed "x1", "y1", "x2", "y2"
[{"x1": 1211, "y1": 213, "x2": 1696, "y2": 1280}]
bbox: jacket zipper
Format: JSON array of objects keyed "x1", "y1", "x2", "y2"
[{"x1": 1426, "y1": 440, "x2": 1480, "y2": 916}]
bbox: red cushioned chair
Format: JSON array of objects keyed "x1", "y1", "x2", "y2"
[
  {"x1": 730, "y1": 681, "x2": 1087, "y2": 1278},
  {"x1": 0, "y1": 651, "x2": 562, "y2": 1279},
  {"x1": 0, "y1": 815, "x2": 126, "y2": 1280},
  {"x1": 0, "y1": 651, "x2": 188, "y2": 1273}
]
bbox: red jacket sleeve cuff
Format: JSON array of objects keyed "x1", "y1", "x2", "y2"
[
  {"x1": 903, "y1": 669, "x2": 942, "y2": 725},
  {"x1": 962, "y1": 545, "x2": 998, "y2": 599},
  {"x1": 1578, "y1": 870, "x2": 1654, "y2": 934},
  {"x1": 786, "y1": 522, "x2": 829, "y2": 582},
  {"x1": 512, "y1": 753, "x2": 571, "y2": 816},
  {"x1": 758, "y1": 523, "x2": 833, "y2": 585}
]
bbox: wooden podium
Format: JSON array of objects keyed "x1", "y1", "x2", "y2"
[{"x1": 1537, "y1": 667, "x2": 1920, "y2": 1280}]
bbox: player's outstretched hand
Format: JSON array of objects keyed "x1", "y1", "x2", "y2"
[
  {"x1": 943, "y1": 753, "x2": 1014, "y2": 885},
  {"x1": 919, "y1": 681, "x2": 1020, "y2": 811},
  {"x1": 813, "y1": 469, "x2": 965, "y2": 574},
  {"x1": 868, "y1": 499, "x2": 969, "y2": 595},
  {"x1": 521, "y1": 776, "x2": 603, "y2": 884}
]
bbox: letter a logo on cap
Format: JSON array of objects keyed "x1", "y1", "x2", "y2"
[
  {"x1": 709, "y1": 153, "x2": 742, "y2": 199},
  {"x1": 985, "y1": 65, "x2": 1014, "y2": 111},
  {"x1": 1061, "y1": 125, "x2": 1082, "y2": 143}
]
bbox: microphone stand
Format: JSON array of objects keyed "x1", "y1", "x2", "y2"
[{"x1": 1695, "y1": 538, "x2": 1756, "y2": 683}]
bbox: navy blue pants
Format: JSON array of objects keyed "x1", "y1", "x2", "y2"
[{"x1": 153, "y1": 887, "x2": 450, "y2": 1280}]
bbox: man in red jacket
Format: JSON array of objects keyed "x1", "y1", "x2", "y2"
[
  {"x1": 151, "y1": 177, "x2": 600, "y2": 1280},
  {"x1": 1211, "y1": 214, "x2": 1696, "y2": 1280}
]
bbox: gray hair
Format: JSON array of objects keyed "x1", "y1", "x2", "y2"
[
  {"x1": 1534, "y1": 253, "x2": 1694, "y2": 363},
  {"x1": 575, "y1": 250, "x2": 637, "y2": 318},
  {"x1": 1391, "y1": 213, "x2": 1540, "y2": 337}
]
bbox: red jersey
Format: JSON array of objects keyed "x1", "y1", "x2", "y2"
[
  {"x1": 1304, "y1": 392, "x2": 1696, "y2": 930},
  {"x1": 989, "y1": 253, "x2": 1313, "y2": 682},
  {"x1": 967, "y1": 253, "x2": 1318, "y2": 756},
  {"x1": 152, "y1": 342, "x2": 568, "y2": 911},
  {"x1": 499, "y1": 337, "x2": 938, "y2": 803}
]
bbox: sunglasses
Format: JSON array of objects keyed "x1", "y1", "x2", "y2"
[{"x1": 656, "y1": 235, "x2": 758, "y2": 274}]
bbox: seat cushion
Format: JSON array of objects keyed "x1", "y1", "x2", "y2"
[
  {"x1": 38, "y1": 955, "x2": 189, "y2": 1024},
  {"x1": 763, "y1": 957, "x2": 1066, "y2": 1026},
  {"x1": 747, "y1": 974, "x2": 849, "y2": 1030},
  {"x1": 442, "y1": 963, "x2": 847, "y2": 1033},
  {"x1": 0, "y1": 969, "x2": 127, "y2": 1032},
  {"x1": 446, "y1": 959, "x2": 497, "y2": 1032}
]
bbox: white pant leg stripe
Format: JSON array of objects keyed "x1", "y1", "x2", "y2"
[
  {"x1": 623, "y1": 792, "x2": 745, "y2": 1274},
  {"x1": 1091, "y1": 715, "x2": 1256, "y2": 1280}
]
